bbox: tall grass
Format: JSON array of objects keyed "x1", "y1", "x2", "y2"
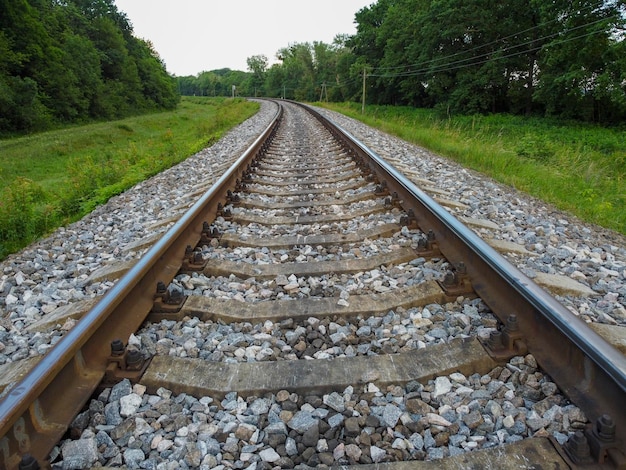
[
  {"x1": 0, "y1": 97, "x2": 259, "y2": 259},
  {"x1": 319, "y1": 103, "x2": 625, "y2": 235}
]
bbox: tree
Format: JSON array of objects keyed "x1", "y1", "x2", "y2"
[
  {"x1": 246, "y1": 54, "x2": 268, "y2": 97},
  {"x1": 0, "y1": 29, "x2": 50, "y2": 132},
  {"x1": 401, "y1": 0, "x2": 539, "y2": 113},
  {"x1": 532, "y1": 0, "x2": 626, "y2": 121},
  {"x1": 372, "y1": 0, "x2": 431, "y2": 106},
  {"x1": 348, "y1": 0, "x2": 395, "y2": 104},
  {"x1": 328, "y1": 34, "x2": 360, "y2": 102},
  {"x1": 175, "y1": 69, "x2": 254, "y2": 97},
  {"x1": 197, "y1": 71, "x2": 220, "y2": 96},
  {"x1": 274, "y1": 43, "x2": 317, "y2": 100},
  {"x1": 0, "y1": 0, "x2": 179, "y2": 134},
  {"x1": 347, "y1": 0, "x2": 626, "y2": 121},
  {"x1": 264, "y1": 63, "x2": 287, "y2": 98},
  {"x1": 130, "y1": 37, "x2": 179, "y2": 109}
]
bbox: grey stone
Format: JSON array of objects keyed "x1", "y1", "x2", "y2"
[
  {"x1": 423, "y1": 429, "x2": 436, "y2": 449},
  {"x1": 356, "y1": 325, "x2": 371, "y2": 337},
  {"x1": 323, "y1": 392, "x2": 345, "y2": 412},
  {"x1": 109, "y1": 379, "x2": 132, "y2": 403},
  {"x1": 427, "y1": 447, "x2": 445, "y2": 459},
  {"x1": 429, "y1": 328, "x2": 448, "y2": 339},
  {"x1": 527, "y1": 417, "x2": 549, "y2": 432},
  {"x1": 123, "y1": 448, "x2": 145, "y2": 469},
  {"x1": 248, "y1": 398, "x2": 271, "y2": 415},
  {"x1": 260, "y1": 448, "x2": 281, "y2": 463},
  {"x1": 382, "y1": 404, "x2": 403, "y2": 427},
  {"x1": 119, "y1": 393, "x2": 142, "y2": 417},
  {"x1": 409, "y1": 432, "x2": 424, "y2": 451},
  {"x1": 449, "y1": 434, "x2": 466, "y2": 446},
  {"x1": 61, "y1": 438, "x2": 99, "y2": 470},
  {"x1": 433, "y1": 377, "x2": 452, "y2": 398},
  {"x1": 95, "y1": 430, "x2": 115, "y2": 449},
  {"x1": 370, "y1": 445, "x2": 386, "y2": 463},
  {"x1": 286, "y1": 437, "x2": 298, "y2": 456},
  {"x1": 265, "y1": 421, "x2": 288, "y2": 435},
  {"x1": 205, "y1": 437, "x2": 221, "y2": 455},
  {"x1": 288, "y1": 411, "x2": 318, "y2": 433},
  {"x1": 328, "y1": 413, "x2": 344, "y2": 428}
]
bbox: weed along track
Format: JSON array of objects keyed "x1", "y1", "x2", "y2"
[{"x1": 0, "y1": 100, "x2": 624, "y2": 468}]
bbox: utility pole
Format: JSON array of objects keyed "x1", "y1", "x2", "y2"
[
  {"x1": 320, "y1": 82, "x2": 328, "y2": 102},
  {"x1": 361, "y1": 67, "x2": 367, "y2": 114}
]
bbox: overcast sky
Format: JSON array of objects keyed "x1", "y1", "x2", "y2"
[{"x1": 113, "y1": 0, "x2": 373, "y2": 76}]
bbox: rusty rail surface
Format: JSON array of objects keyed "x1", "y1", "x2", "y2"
[
  {"x1": 1, "y1": 99, "x2": 625, "y2": 468},
  {"x1": 0, "y1": 105, "x2": 282, "y2": 468}
]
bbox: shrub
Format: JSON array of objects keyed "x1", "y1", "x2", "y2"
[{"x1": 0, "y1": 177, "x2": 53, "y2": 257}]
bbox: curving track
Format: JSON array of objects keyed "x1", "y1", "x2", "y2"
[{"x1": 0, "y1": 100, "x2": 624, "y2": 469}]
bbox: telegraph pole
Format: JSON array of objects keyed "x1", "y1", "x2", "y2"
[{"x1": 320, "y1": 82, "x2": 328, "y2": 102}]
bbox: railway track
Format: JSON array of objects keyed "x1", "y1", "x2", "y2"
[{"x1": 0, "y1": 100, "x2": 625, "y2": 468}]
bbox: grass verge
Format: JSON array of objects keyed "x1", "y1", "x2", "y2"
[
  {"x1": 0, "y1": 97, "x2": 259, "y2": 259},
  {"x1": 318, "y1": 102, "x2": 625, "y2": 236}
]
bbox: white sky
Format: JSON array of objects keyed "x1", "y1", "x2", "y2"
[{"x1": 113, "y1": 0, "x2": 373, "y2": 76}]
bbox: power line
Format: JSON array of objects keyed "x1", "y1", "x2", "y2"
[
  {"x1": 378, "y1": 28, "x2": 612, "y2": 81},
  {"x1": 367, "y1": 1, "x2": 622, "y2": 74},
  {"x1": 321, "y1": 4, "x2": 622, "y2": 91},
  {"x1": 369, "y1": 17, "x2": 614, "y2": 79}
]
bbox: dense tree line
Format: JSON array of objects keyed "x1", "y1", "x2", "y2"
[
  {"x1": 176, "y1": 68, "x2": 251, "y2": 97},
  {"x1": 177, "y1": 36, "x2": 359, "y2": 103},
  {"x1": 179, "y1": 0, "x2": 625, "y2": 122},
  {"x1": 350, "y1": 0, "x2": 626, "y2": 121},
  {"x1": 0, "y1": 0, "x2": 179, "y2": 135}
]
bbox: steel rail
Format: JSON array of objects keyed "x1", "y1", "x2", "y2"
[
  {"x1": 302, "y1": 102, "x2": 626, "y2": 453},
  {"x1": 0, "y1": 103, "x2": 282, "y2": 468}
]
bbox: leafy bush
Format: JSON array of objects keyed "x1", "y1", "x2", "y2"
[
  {"x1": 515, "y1": 136, "x2": 555, "y2": 162},
  {"x1": 0, "y1": 177, "x2": 55, "y2": 258}
]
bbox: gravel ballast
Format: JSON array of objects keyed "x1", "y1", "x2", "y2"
[{"x1": 0, "y1": 100, "x2": 623, "y2": 468}]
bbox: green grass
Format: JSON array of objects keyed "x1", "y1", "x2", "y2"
[
  {"x1": 318, "y1": 102, "x2": 626, "y2": 235},
  {"x1": 0, "y1": 97, "x2": 259, "y2": 259}
]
